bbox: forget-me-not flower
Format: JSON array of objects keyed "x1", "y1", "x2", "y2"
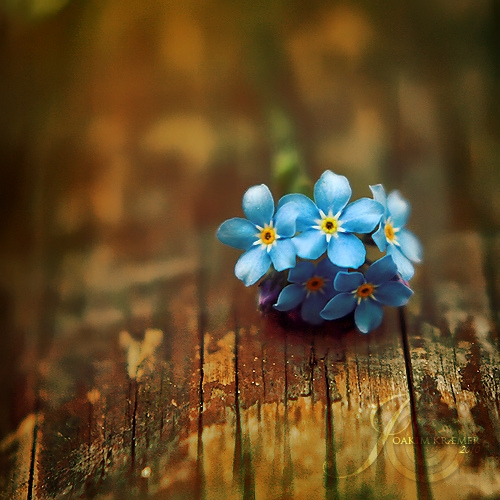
[
  {"x1": 278, "y1": 170, "x2": 384, "y2": 269},
  {"x1": 320, "y1": 255, "x2": 413, "y2": 333},
  {"x1": 274, "y1": 259, "x2": 344, "y2": 325},
  {"x1": 369, "y1": 184, "x2": 422, "y2": 280},
  {"x1": 217, "y1": 184, "x2": 299, "y2": 286}
]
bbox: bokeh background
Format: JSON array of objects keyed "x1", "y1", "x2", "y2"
[{"x1": 1, "y1": 0, "x2": 499, "y2": 439}]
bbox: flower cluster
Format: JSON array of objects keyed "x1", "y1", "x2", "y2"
[{"x1": 216, "y1": 170, "x2": 422, "y2": 333}]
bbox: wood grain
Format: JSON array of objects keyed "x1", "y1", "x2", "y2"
[
  {"x1": 406, "y1": 232, "x2": 500, "y2": 499},
  {"x1": 1, "y1": 1, "x2": 500, "y2": 498}
]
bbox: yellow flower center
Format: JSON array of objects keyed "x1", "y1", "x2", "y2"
[
  {"x1": 384, "y1": 221, "x2": 398, "y2": 243},
  {"x1": 356, "y1": 283, "x2": 375, "y2": 299},
  {"x1": 259, "y1": 226, "x2": 276, "y2": 246},
  {"x1": 305, "y1": 276, "x2": 325, "y2": 293},
  {"x1": 321, "y1": 217, "x2": 338, "y2": 234}
]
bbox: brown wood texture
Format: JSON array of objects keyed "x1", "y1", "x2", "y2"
[{"x1": 1, "y1": 1, "x2": 500, "y2": 499}]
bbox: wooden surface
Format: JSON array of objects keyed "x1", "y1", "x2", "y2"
[{"x1": 1, "y1": 1, "x2": 500, "y2": 498}]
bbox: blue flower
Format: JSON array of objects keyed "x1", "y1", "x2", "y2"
[
  {"x1": 369, "y1": 185, "x2": 423, "y2": 280},
  {"x1": 320, "y1": 255, "x2": 413, "y2": 333},
  {"x1": 216, "y1": 184, "x2": 299, "y2": 286},
  {"x1": 274, "y1": 259, "x2": 344, "y2": 325},
  {"x1": 278, "y1": 170, "x2": 384, "y2": 269}
]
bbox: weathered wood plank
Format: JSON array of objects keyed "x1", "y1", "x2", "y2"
[
  {"x1": 3, "y1": 184, "x2": 498, "y2": 500},
  {"x1": 324, "y1": 310, "x2": 424, "y2": 499},
  {"x1": 0, "y1": 413, "x2": 38, "y2": 500},
  {"x1": 0, "y1": 170, "x2": 205, "y2": 497},
  {"x1": 178, "y1": 233, "x2": 423, "y2": 499},
  {"x1": 23, "y1": 266, "x2": 206, "y2": 500},
  {"x1": 1, "y1": 1, "x2": 500, "y2": 498},
  {"x1": 485, "y1": 234, "x2": 500, "y2": 343},
  {"x1": 0, "y1": 230, "x2": 425, "y2": 500},
  {"x1": 406, "y1": 231, "x2": 500, "y2": 499}
]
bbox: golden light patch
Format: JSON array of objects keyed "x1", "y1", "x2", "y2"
[{"x1": 119, "y1": 328, "x2": 163, "y2": 380}]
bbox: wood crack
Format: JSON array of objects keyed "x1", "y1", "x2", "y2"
[
  {"x1": 194, "y1": 237, "x2": 208, "y2": 500},
  {"x1": 399, "y1": 307, "x2": 434, "y2": 500},
  {"x1": 27, "y1": 413, "x2": 39, "y2": 500},
  {"x1": 282, "y1": 333, "x2": 292, "y2": 499},
  {"x1": 233, "y1": 317, "x2": 242, "y2": 483},
  {"x1": 130, "y1": 380, "x2": 139, "y2": 476},
  {"x1": 323, "y1": 357, "x2": 338, "y2": 500}
]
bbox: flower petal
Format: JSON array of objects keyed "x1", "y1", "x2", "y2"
[
  {"x1": 293, "y1": 229, "x2": 327, "y2": 260},
  {"x1": 288, "y1": 261, "x2": 315, "y2": 284},
  {"x1": 339, "y1": 198, "x2": 384, "y2": 233},
  {"x1": 320, "y1": 293, "x2": 357, "y2": 320},
  {"x1": 316, "y1": 257, "x2": 346, "y2": 278},
  {"x1": 387, "y1": 245, "x2": 415, "y2": 280},
  {"x1": 327, "y1": 233, "x2": 366, "y2": 268},
  {"x1": 387, "y1": 190, "x2": 410, "y2": 227},
  {"x1": 235, "y1": 246, "x2": 271, "y2": 286},
  {"x1": 274, "y1": 284, "x2": 306, "y2": 311},
  {"x1": 322, "y1": 280, "x2": 336, "y2": 296},
  {"x1": 274, "y1": 201, "x2": 299, "y2": 237},
  {"x1": 334, "y1": 271, "x2": 365, "y2": 292},
  {"x1": 269, "y1": 239, "x2": 296, "y2": 272},
  {"x1": 301, "y1": 293, "x2": 328, "y2": 325},
  {"x1": 374, "y1": 281, "x2": 413, "y2": 306},
  {"x1": 354, "y1": 299, "x2": 384, "y2": 333},
  {"x1": 242, "y1": 184, "x2": 275, "y2": 227},
  {"x1": 277, "y1": 193, "x2": 319, "y2": 231},
  {"x1": 398, "y1": 228, "x2": 423, "y2": 263},
  {"x1": 366, "y1": 255, "x2": 398, "y2": 284},
  {"x1": 369, "y1": 184, "x2": 387, "y2": 212},
  {"x1": 314, "y1": 170, "x2": 352, "y2": 215},
  {"x1": 216, "y1": 217, "x2": 258, "y2": 250},
  {"x1": 372, "y1": 224, "x2": 387, "y2": 252}
]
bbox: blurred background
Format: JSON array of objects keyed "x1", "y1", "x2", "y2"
[{"x1": 0, "y1": 0, "x2": 499, "y2": 439}]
